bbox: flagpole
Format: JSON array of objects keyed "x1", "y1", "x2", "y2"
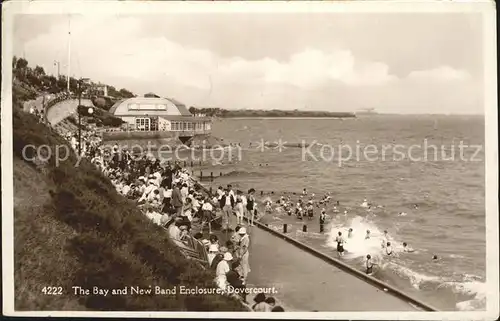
[{"x1": 67, "y1": 16, "x2": 71, "y2": 93}]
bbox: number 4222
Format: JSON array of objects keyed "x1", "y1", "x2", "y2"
[{"x1": 42, "y1": 287, "x2": 63, "y2": 295}]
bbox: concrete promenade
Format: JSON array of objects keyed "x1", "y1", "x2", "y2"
[
  {"x1": 23, "y1": 95, "x2": 47, "y2": 113},
  {"x1": 46, "y1": 98, "x2": 93, "y2": 126},
  {"x1": 245, "y1": 225, "x2": 420, "y2": 311}
]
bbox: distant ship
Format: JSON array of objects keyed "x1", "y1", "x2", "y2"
[{"x1": 355, "y1": 108, "x2": 378, "y2": 116}]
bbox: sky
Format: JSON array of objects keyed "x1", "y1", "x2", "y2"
[{"x1": 12, "y1": 13, "x2": 485, "y2": 114}]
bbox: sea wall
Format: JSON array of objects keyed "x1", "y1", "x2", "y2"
[
  {"x1": 102, "y1": 132, "x2": 229, "y2": 150},
  {"x1": 102, "y1": 130, "x2": 180, "y2": 141}
]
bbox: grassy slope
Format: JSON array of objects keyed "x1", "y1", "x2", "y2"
[{"x1": 12, "y1": 100, "x2": 244, "y2": 311}]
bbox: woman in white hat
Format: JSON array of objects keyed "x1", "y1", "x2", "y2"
[
  {"x1": 238, "y1": 227, "x2": 251, "y2": 281},
  {"x1": 207, "y1": 234, "x2": 220, "y2": 265},
  {"x1": 215, "y1": 252, "x2": 233, "y2": 290},
  {"x1": 207, "y1": 243, "x2": 219, "y2": 266}
]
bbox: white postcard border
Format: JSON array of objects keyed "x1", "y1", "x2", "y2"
[{"x1": 1, "y1": 1, "x2": 498, "y2": 320}]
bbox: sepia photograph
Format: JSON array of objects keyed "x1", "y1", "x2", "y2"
[{"x1": 2, "y1": 0, "x2": 498, "y2": 319}]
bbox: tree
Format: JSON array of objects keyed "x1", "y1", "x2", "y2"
[
  {"x1": 144, "y1": 92, "x2": 160, "y2": 98},
  {"x1": 118, "y1": 88, "x2": 134, "y2": 98},
  {"x1": 45, "y1": 75, "x2": 57, "y2": 85},
  {"x1": 34, "y1": 65, "x2": 46, "y2": 77},
  {"x1": 107, "y1": 85, "x2": 119, "y2": 97},
  {"x1": 16, "y1": 58, "x2": 28, "y2": 70},
  {"x1": 69, "y1": 77, "x2": 79, "y2": 92},
  {"x1": 189, "y1": 106, "x2": 197, "y2": 114},
  {"x1": 56, "y1": 77, "x2": 67, "y2": 91},
  {"x1": 26, "y1": 73, "x2": 42, "y2": 88},
  {"x1": 12, "y1": 56, "x2": 18, "y2": 69}
]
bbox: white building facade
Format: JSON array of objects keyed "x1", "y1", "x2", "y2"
[{"x1": 109, "y1": 97, "x2": 212, "y2": 134}]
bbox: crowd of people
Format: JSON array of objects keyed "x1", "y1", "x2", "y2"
[
  {"x1": 28, "y1": 105, "x2": 45, "y2": 123},
  {"x1": 49, "y1": 113, "x2": 285, "y2": 311},
  {"x1": 22, "y1": 86, "x2": 288, "y2": 311}
]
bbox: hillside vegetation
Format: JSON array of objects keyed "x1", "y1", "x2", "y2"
[
  {"x1": 189, "y1": 106, "x2": 356, "y2": 118},
  {"x1": 12, "y1": 56, "x2": 135, "y2": 99},
  {"x1": 12, "y1": 94, "x2": 244, "y2": 311}
]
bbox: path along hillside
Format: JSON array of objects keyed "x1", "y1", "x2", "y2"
[{"x1": 12, "y1": 91, "x2": 245, "y2": 311}]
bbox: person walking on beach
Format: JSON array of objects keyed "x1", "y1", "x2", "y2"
[
  {"x1": 171, "y1": 182, "x2": 183, "y2": 217},
  {"x1": 219, "y1": 189, "x2": 235, "y2": 231},
  {"x1": 336, "y1": 231, "x2": 346, "y2": 257},
  {"x1": 319, "y1": 208, "x2": 327, "y2": 233},
  {"x1": 247, "y1": 188, "x2": 256, "y2": 226},
  {"x1": 238, "y1": 227, "x2": 251, "y2": 282}
]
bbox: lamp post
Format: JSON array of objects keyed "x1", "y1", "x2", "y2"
[{"x1": 78, "y1": 78, "x2": 93, "y2": 155}]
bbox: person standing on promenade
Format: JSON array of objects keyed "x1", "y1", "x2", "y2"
[
  {"x1": 180, "y1": 183, "x2": 189, "y2": 203},
  {"x1": 252, "y1": 293, "x2": 271, "y2": 312},
  {"x1": 265, "y1": 297, "x2": 277, "y2": 310},
  {"x1": 207, "y1": 244, "x2": 219, "y2": 266},
  {"x1": 247, "y1": 188, "x2": 256, "y2": 226},
  {"x1": 228, "y1": 184, "x2": 235, "y2": 198},
  {"x1": 226, "y1": 260, "x2": 247, "y2": 301},
  {"x1": 230, "y1": 225, "x2": 242, "y2": 259},
  {"x1": 171, "y1": 182, "x2": 183, "y2": 217},
  {"x1": 219, "y1": 189, "x2": 235, "y2": 231},
  {"x1": 238, "y1": 227, "x2": 251, "y2": 282},
  {"x1": 237, "y1": 190, "x2": 248, "y2": 223},
  {"x1": 215, "y1": 252, "x2": 233, "y2": 290},
  {"x1": 201, "y1": 197, "x2": 214, "y2": 233},
  {"x1": 216, "y1": 186, "x2": 224, "y2": 200},
  {"x1": 235, "y1": 198, "x2": 245, "y2": 226}
]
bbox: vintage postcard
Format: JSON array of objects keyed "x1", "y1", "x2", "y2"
[{"x1": 1, "y1": 0, "x2": 498, "y2": 319}]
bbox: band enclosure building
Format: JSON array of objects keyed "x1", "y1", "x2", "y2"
[{"x1": 109, "y1": 97, "x2": 212, "y2": 135}]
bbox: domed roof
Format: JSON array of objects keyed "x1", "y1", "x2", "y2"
[{"x1": 108, "y1": 97, "x2": 192, "y2": 116}]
